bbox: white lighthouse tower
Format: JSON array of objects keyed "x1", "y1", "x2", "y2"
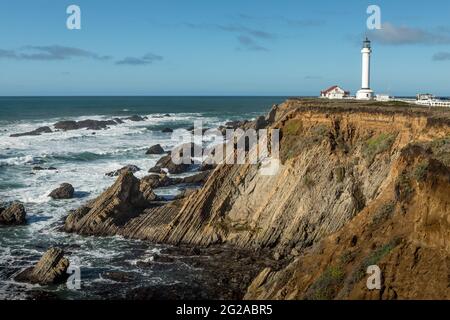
[{"x1": 356, "y1": 38, "x2": 374, "y2": 100}]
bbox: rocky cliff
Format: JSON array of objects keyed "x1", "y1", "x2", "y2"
[{"x1": 64, "y1": 99, "x2": 450, "y2": 299}]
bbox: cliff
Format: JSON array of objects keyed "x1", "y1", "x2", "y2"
[{"x1": 64, "y1": 99, "x2": 450, "y2": 299}]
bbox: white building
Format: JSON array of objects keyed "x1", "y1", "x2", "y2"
[
  {"x1": 356, "y1": 38, "x2": 374, "y2": 100},
  {"x1": 415, "y1": 94, "x2": 450, "y2": 107},
  {"x1": 320, "y1": 85, "x2": 350, "y2": 99},
  {"x1": 376, "y1": 94, "x2": 393, "y2": 102}
]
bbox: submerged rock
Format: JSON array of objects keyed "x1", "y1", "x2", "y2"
[
  {"x1": 49, "y1": 183, "x2": 74, "y2": 199},
  {"x1": 161, "y1": 127, "x2": 173, "y2": 133},
  {"x1": 106, "y1": 165, "x2": 141, "y2": 177},
  {"x1": 15, "y1": 248, "x2": 69, "y2": 285},
  {"x1": 0, "y1": 202, "x2": 26, "y2": 225},
  {"x1": 146, "y1": 144, "x2": 165, "y2": 155}
]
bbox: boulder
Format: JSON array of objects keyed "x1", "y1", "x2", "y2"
[
  {"x1": 161, "y1": 127, "x2": 174, "y2": 133},
  {"x1": 49, "y1": 183, "x2": 74, "y2": 199},
  {"x1": 148, "y1": 154, "x2": 190, "y2": 174},
  {"x1": 15, "y1": 248, "x2": 69, "y2": 285},
  {"x1": 64, "y1": 171, "x2": 155, "y2": 234},
  {"x1": 10, "y1": 126, "x2": 53, "y2": 138},
  {"x1": 0, "y1": 202, "x2": 26, "y2": 225},
  {"x1": 106, "y1": 165, "x2": 141, "y2": 177},
  {"x1": 255, "y1": 116, "x2": 268, "y2": 130},
  {"x1": 140, "y1": 173, "x2": 171, "y2": 190},
  {"x1": 146, "y1": 144, "x2": 165, "y2": 155}
]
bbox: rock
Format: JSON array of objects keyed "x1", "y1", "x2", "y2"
[
  {"x1": 125, "y1": 115, "x2": 147, "y2": 122},
  {"x1": 15, "y1": 248, "x2": 69, "y2": 285},
  {"x1": 140, "y1": 173, "x2": 171, "y2": 190},
  {"x1": 10, "y1": 126, "x2": 53, "y2": 138},
  {"x1": 54, "y1": 119, "x2": 118, "y2": 131},
  {"x1": 146, "y1": 144, "x2": 165, "y2": 155},
  {"x1": 54, "y1": 121, "x2": 79, "y2": 131},
  {"x1": 161, "y1": 127, "x2": 174, "y2": 133},
  {"x1": 0, "y1": 202, "x2": 26, "y2": 225},
  {"x1": 254, "y1": 116, "x2": 268, "y2": 130},
  {"x1": 106, "y1": 165, "x2": 141, "y2": 177},
  {"x1": 102, "y1": 271, "x2": 135, "y2": 283},
  {"x1": 199, "y1": 162, "x2": 217, "y2": 171},
  {"x1": 64, "y1": 171, "x2": 155, "y2": 235},
  {"x1": 49, "y1": 183, "x2": 74, "y2": 199},
  {"x1": 180, "y1": 170, "x2": 211, "y2": 184},
  {"x1": 148, "y1": 154, "x2": 191, "y2": 174},
  {"x1": 33, "y1": 166, "x2": 57, "y2": 171},
  {"x1": 164, "y1": 114, "x2": 171, "y2": 117},
  {"x1": 113, "y1": 118, "x2": 124, "y2": 124},
  {"x1": 174, "y1": 188, "x2": 198, "y2": 200}
]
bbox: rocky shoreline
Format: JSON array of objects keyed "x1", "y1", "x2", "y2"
[{"x1": 4, "y1": 98, "x2": 450, "y2": 300}]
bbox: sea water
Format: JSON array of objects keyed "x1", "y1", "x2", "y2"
[{"x1": 0, "y1": 96, "x2": 285, "y2": 299}]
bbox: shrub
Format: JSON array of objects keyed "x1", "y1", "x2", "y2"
[
  {"x1": 363, "y1": 133, "x2": 397, "y2": 164},
  {"x1": 413, "y1": 160, "x2": 429, "y2": 182},
  {"x1": 372, "y1": 202, "x2": 395, "y2": 226},
  {"x1": 306, "y1": 265, "x2": 345, "y2": 300},
  {"x1": 349, "y1": 238, "x2": 401, "y2": 285}
]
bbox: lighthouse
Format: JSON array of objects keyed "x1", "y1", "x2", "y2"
[{"x1": 356, "y1": 38, "x2": 374, "y2": 100}]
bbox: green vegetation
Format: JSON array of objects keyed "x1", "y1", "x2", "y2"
[
  {"x1": 306, "y1": 265, "x2": 346, "y2": 300},
  {"x1": 372, "y1": 202, "x2": 396, "y2": 226},
  {"x1": 427, "y1": 137, "x2": 450, "y2": 166},
  {"x1": 413, "y1": 160, "x2": 430, "y2": 182},
  {"x1": 395, "y1": 172, "x2": 414, "y2": 202},
  {"x1": 284, "y1": 119, "x2": 303, "y2": 136},
  {"x1": 362, "y1": 133, "x2": 397, "y2": 164},
  {"x1": 349, "y1": 238, "x2": 401, "y2": 285}
]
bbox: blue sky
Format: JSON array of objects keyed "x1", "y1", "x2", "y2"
[{"x1": 0, "y1": 0, "x2": 449, "y2": 96}]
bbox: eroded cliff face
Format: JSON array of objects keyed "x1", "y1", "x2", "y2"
[{"x1": 64, "y1": 99, "x2": 450, "y2": 299}]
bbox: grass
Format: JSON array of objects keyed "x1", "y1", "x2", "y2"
[
  {"x1": 413, "y1": 160, "x2": 430, "y2": 182},
  {"x1": 349, "y1": 238, "x2": 401, "y2": 285},
  {"x1": 362, "y1": 133, "x2": 397, "y2": 164},
  {"x1": 284, "y1": 119, "x2": 303, "y2": 136},
  {"x1": 372, "y1": 202, "x2": 396, "y2": 226},
  {"x1": 306, "y1": 265, "x2": 346, "y2": 300},
  {"x1": 395, "y1": 172, "x2": 414, "y2": 202}
]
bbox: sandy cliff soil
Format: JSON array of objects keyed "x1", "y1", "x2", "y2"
[{"x1": 64, "y1": 99, "x2": 450, "y2": 299}]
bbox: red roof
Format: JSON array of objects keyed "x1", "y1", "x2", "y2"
[{"x1": 321, "y1": 85, "x2": 349, "y2": 95}]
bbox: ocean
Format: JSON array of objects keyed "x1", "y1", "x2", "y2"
[{"x1": 0, "y1": 96, "x2": 286, "y2": 299}]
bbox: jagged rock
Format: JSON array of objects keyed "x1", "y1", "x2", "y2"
[
  {"x1": 15, "y1": 248, "x2": 69, "y2": 285},
  {"x1": 125, "y1": 115, "x2": 147, "y2": 122},
  {"x1": 49, "y1": 183, "x2": 74, "y2": 199},
  {"x1": 179, "y1": 170, "x2": 211, "y2": 184},
  {"x1": 106, "y1": 165, "x2": 141, "y2": 177},
  {"x1": 140, "y1": 173, "x2": 171, "y2": 190},
  {"x1": 10, "y1": 126, "x2": 52, "y2": 138},
  {"x1": 254, "y1": 116, "x2": 268, "y2": 130},
  {"x1": 161, "y1": 127, "x2": 174, "y2": 133},
  {"x1": 54, "y1": 119, "x2": 117, "y2": 131},
  {"x1": 64, "y1": 171, "x2": 154, "y2": 235},
  {"x1": 146, "y1": 144, "x2": 165, "y2": 155},
  {"x1": 114, "y1": 118, "x2": 124, "y2": 124},
  {"x1": 148, "y1": 154, "x2": 191, "y2": 174},
  {"x1": 0, "y1": 202, "x2": 26, "y2": 225}
]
